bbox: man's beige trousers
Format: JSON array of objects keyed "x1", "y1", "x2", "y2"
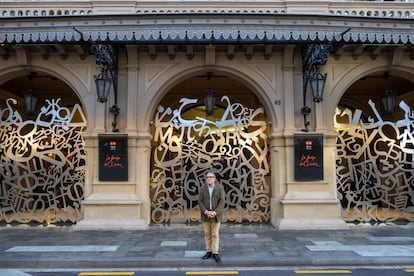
[{"x1": 203, "y1": 221, "x2": 221, "y2": 254}]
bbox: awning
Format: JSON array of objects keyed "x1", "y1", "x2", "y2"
[{"x1": 0, "y1": 13, "x2": 413, "y2": 45}]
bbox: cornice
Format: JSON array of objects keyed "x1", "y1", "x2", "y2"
[{"x1": 0, "y1": 14, "x2": 413, "y2": 45}]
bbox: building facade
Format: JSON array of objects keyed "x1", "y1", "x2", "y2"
[{"x1": 1, "y1": 0, "x2": 414, "y2": 229}]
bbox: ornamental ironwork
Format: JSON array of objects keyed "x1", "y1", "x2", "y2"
[
  {"x1": 150, "y1": 96, "x2": 270, "y2": 224},
  {"x1": 0, "y1": 98, "x2": 86, "y2": 224},
  {"x1": 335, "y1": 100, "x2": 414, "y2": 222}
]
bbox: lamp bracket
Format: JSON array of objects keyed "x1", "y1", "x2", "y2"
[
  {"x1": 302, "y1": 44, "x2": 330, "y2": 82},
  {"x1": 301, "y1": 44, "x2": 331, "y2": 132},
  {"x1": 92, "y1": 44, "x2": 118, "y2": 99},
  {"x1": 109, "y1": 104, "x2": 120, "y2": 132},
  {"x1": 91, "y1": 43, "x2": 120, "y2": 132},
  {"x1": 302, "y1": 44, "x2": 331, "y2": 104},
  {"x1": 301, "y1": 106, "x2": 311, "y2": 116}
]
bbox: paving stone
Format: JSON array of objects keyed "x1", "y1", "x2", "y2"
[{"x1": 0, "y1": 224, "x2": 414, "y2": 269}]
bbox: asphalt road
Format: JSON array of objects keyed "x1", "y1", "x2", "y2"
[{"x1": 3, "y1": 268, "x2": 414, "y2": 276}]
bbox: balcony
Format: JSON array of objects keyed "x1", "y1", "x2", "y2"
[{"x1": 0, "y1": 0, "x2": 413, "y2": 19}]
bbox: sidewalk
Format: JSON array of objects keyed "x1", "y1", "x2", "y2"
[{"x1": 0, "y1": 222, "x2": 414, "y2": 270}]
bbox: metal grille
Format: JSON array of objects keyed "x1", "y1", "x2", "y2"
[
  {"x1": 150, "y1": 97, "x2": 270, "y2": 224},
  {"x1": 0, "y1": 98, "x2": 86, "y2": 224},
  {"x1": 335, "y1": 100, "x2": 414, "y2": 222}
]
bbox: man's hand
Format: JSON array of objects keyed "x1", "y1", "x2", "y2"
[{"x1": 205, "y1": 210, "x2": 216, "y2": 218}]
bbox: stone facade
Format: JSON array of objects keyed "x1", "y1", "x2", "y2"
[{"x1": 1, "y1": 0, "x2": 414, "y2": 229}]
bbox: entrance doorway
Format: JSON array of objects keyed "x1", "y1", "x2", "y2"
[
  {"x1": 0, "y1": 72, "x2": 86, "y2": 224},
  {"x1": 150, "y1": 75, "x2": 271, "y2": 224},
  {"x1": 335, "y1": 72, "x2": 414, "y2": 223}
]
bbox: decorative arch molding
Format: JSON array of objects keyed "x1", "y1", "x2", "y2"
[
  {"x1": 326, "y1": 64, "x2": 414, "y2": 130},
  {"x1": 140, "y1": 64, "x2": 279, "y2": 133},
  {"x1": 0, "y1": 65, "x2": 92, "y2": 108},
  {"x1": 0, "y1": 64, "x2": 98, "y2": 131}
]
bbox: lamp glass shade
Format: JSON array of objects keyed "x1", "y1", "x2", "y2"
[
  {"x1": 204, "y1": 89, "x2": 216, "y2": 115},
  {"x1": 24, "y1": 89, "x2": 38, "y2": 114},
  {"x1": 382, "y1": 89, "x2": 396, "y2": 114},
  {"x1": 95, "y1": 71, "x2": 112, "y2": 103},
  {"x1": 309, "y1": 72, "x2": 327, "y2": 103}
]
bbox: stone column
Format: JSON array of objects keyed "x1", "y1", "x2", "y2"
[
  {"x1": 282, "y1": 45, "x2": 297, "y2": 132},
  {"x1": 134, "y1": 132, "x2": 153, "y2": 225},
  {"x1": 269, "y1": 133, "x2": 287, "y2": 227},
  {"x1": 76, "y1": 134, "x2": 147, "y2": 230},
  {"x1": 125, "y1": 45, "x2": 139, "y2": 134},
  {"x1": 277, "y1": 133, "x2": 348, "y2": 229}
]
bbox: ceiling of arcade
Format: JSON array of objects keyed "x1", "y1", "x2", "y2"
[
  {"x1": 1, "y1": 43, "x2": 414, "y2": 122},
  {"x1": 340, "y1": 72, "x2": 414, "y2": 118}
]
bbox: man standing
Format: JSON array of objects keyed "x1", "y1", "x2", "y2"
[{"x1": 198, "y1": 171, "x2": 226, "y2": 263}]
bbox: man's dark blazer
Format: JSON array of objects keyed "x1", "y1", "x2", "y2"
[{"x1": 198, "y1": 183, "x2": 226, "y2": 222}]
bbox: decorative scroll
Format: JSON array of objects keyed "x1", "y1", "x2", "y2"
[
  {"x1": 150, "y1": 96, "x2": 270, "y2": 224},
  {"x1": 0, "y1": 98, "x2": 86, "y2": 224},
  {"x1": 335, "y1": 100, "x2": 414, "y2": 222}
]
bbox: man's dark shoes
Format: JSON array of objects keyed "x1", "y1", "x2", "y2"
[
  {"x1": 213, "y1": 254, "x2": 222, "y2": 263},
  {"x1": 202, "y1": 252, "x2": 212, "y2": 260}
]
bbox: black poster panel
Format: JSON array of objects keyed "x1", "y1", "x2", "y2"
[
  {"x1": 294, "y1": 134, "x2": 323, "y2": 181},
  {"x1": 99, "y1": 134, "x2": 128, "y2": 181}
]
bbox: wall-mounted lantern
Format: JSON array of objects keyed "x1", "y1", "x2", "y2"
[
  {"x1": 301, "y1": 44, "x2": 330, "y2": 132},
  {"x1": 308, "y1": 67, "x2": 327, "y2": 103},
  {"x1": 92, "y1": 44, "x2": 119, "y2": 132},
  {"x1": 300, "y1": 28, "x2": 351, "y2": 131},
  {"x1": 204, "y1": 88, "x2": 216, "y2": 115},
  {"x1": 23, "y1": 71, "x2": 55, "y2": 115},
  {"x1": 204, "y1": 72, "x2": 216, "y2": 115},
  {"x1": 95, "y1": 67, "x2": 113, "y2": 104},
  {"x1": 24, "y1": 88, "x2": 38, "y2": 114},
  {"x1": 381, "y1": 72, "x2": 396, "y2": 114},
  {"x1": 382, "y1": 89, "x2": 396, "y2": 114}
]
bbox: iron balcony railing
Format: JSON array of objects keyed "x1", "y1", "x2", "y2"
[{"x1": 0, "y1": 0, "x2": 413, "y2": 19}]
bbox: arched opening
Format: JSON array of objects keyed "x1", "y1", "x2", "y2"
[
  {"x1": 150, "y1": 73, "x2": 271, "y2": 224},
  {"x1": 334, "y1": 71, "x2": 414, "y2": 223},
  {"x1": 0, "y1": 71, "x2": 87, "y2": 225}
]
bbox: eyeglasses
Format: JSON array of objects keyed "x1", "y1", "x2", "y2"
[{"x1": 206, "y1": 176, "x2": 215, "y2": 178}]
